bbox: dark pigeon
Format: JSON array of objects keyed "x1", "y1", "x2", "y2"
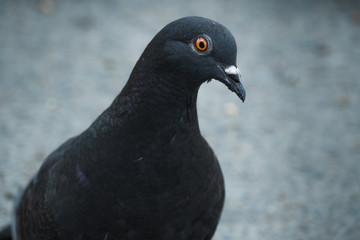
[{"x1": 1, "y1": 16, "x2": 246, "y2": 240}]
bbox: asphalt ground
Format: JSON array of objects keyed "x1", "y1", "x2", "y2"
[{"x1": 1, "y1": 0, "x2": 360, "y2": 239}]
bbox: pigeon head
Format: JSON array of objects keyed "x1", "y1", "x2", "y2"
[{"x1": 139, "y1": 16, "x2": 246, "y2": 102}]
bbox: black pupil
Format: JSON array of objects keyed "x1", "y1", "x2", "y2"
[{"x1": 199, "y1": 41, "x2": 205, "y2": 49}]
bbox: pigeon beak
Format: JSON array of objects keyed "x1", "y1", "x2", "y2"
[{"x1": 216, "y1": 65, "x2": 246, "y2": 102}]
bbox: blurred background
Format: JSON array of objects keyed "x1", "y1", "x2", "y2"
[{"x1": 1, "y1": 0, "x2": 360, "y2": 239}]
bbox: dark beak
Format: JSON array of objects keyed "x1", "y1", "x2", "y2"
[{"x1": 216, "y1": 65, "x2": 246, "y2": 102}]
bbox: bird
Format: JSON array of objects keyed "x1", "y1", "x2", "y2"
[{"x1": 0, "y1": 16, "x2": 245, "y2": 240}]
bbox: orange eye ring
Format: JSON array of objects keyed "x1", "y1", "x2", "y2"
[{"x1": 195, "y1": 37, "x2": 208, "y2": 51}]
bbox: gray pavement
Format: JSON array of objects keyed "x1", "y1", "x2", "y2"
[{"x1": 1, "y1": 0, "x2": 360, "y2": 239}]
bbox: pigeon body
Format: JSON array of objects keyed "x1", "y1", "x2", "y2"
[{"x1": 6, "y1": 16, "x2": 246, "y2": 240}]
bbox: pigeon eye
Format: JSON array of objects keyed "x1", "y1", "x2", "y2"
[
  {"x1": 195, "y1": 37, "x2": 208, "y2": 51},
  {"x1": 192, "y1": 35, "x2": 212, "y2": 55}
]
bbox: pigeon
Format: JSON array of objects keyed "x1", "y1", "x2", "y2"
[{"x1": 0, "y1": 16, "x2": 245, "y2": 240}]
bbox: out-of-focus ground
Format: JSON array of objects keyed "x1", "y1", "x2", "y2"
[{"x1": 1, "y1": 0, "x2": 360, "y2": 239}]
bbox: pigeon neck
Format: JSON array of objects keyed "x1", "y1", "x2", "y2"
[{"x1": 111, "y1": 74, "x2": 201, "y2": 135}]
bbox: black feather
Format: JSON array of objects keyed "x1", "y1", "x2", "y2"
[{"x1": 10, "y1": 16, "x2": 245, "y2": 240}]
